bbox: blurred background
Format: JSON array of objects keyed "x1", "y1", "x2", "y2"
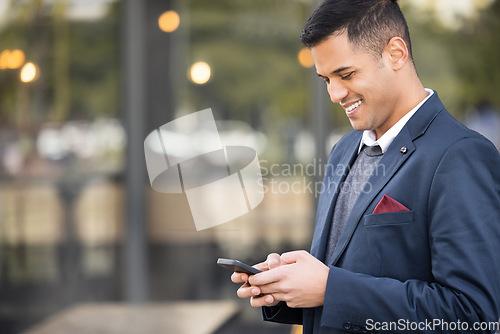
[{"x1": 0, "y1": 0, "x2": 499, "y2": 333}]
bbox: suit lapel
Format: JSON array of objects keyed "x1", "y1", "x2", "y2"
[
  {"x1": 310, "y1": 134, "x2": 360, "y2": 261},
  {"x1": 329, "y1": 126, "x2": 416, "y2": 265}
]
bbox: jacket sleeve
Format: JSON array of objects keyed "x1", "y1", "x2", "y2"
[
  {"x1": 321, "y1": 138, "x2": 500, "y2": 333},
  {"x1": 262, "y1": 302, "x2": 303, "y2": 325}
]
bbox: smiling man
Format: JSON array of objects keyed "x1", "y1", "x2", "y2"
[{"x1": 231, "y1": 0, "x2": 500, "y2": 333}]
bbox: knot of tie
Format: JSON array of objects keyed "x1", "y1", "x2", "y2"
[{"x1": 362, "y1": 144, "x2": 383, "y2": 157}]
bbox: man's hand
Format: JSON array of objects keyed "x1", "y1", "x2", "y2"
[
  {"x1": 248, "y1": 250, "x2": 329, "y2": 308},
  {"x1": 231, "y1": 253, "x2": 282, "y2": 307}
]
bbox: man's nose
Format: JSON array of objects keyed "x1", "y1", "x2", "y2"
[{"x1": 327, "y1": 81, "x2": 349, "y2": 104}]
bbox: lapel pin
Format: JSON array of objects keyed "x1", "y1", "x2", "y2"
[{"x1": 400, "y1": 146, "x2": 408, "y2": 154}]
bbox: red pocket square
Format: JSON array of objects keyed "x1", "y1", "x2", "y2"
[{"x1": 373, "y1": 194, "x2": 410, "y2": 214}]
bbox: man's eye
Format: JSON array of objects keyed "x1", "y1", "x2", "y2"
[
  {"x1": 341, "y1": 72, "x2": 354, "y2": 80},
  {"x1": 322, "y1": 77, "x2": 330, "y2": 84}
]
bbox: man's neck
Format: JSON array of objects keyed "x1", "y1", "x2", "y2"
[{"x1": 374, "y1": 78, "x2": 427, "y2": 140}]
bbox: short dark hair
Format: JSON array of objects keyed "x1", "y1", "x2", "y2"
[{"x1": 300, "y1": 0, "x2": 413, "y2": 60}]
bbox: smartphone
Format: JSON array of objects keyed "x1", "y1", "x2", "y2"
[{"x1": 217, "y1": 258, "x2": 262, "y2": 275}]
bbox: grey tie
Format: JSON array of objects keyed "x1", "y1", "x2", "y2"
[{"x1": 324, "y1": 144, "x2": 383, "y2": 264}]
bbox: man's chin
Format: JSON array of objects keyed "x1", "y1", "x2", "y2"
[{"x1": 348, "y1": 120, "x2": 368, "y2": 132}]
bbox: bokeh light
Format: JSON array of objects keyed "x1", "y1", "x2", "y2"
[
  {"x1": 8, "y1": 49, "x2": 25, "y2": 69},
  {"x1": 0, "y1": 49, "x2": 26, "y2": 69},
  {"x1": 0, "y1": 50, "x2": 10, "y2": 69},
  {"x1": 158, "y1": 10, "x2": 180, "y2": 33},
  {"x1": 298, "y1": 48, "x2": 315, "y2": 68},
  {"x1": 20, "y1": 62, "x2": 38, "y2": 83},
  {"x1": 189, "y1": 61, "x2": 211, "y2": 85}
]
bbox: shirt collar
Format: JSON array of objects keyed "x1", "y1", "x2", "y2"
[{"x1": 358, "y1": 88, "x2": 434, "y2": 153}]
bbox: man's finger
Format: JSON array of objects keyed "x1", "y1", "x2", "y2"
[
  {"x1": 248, "y1": 266, "x2": 286, "y2": 286},
  {"x1": 266, "y1": 253, "x2": 281, "y2": 270},
  {"x1": 258, "y1": 282, "x2": 283, "y2": 295},
  {"x1": 250, "y1": 294, "x2": 276, "y2": 307},
  {"x1": 253, "y1": 261, "x2": 269, "y2": 271},
  {"x1": 237, "y1": 282, "x2": 261, "y2": 299},
  {"x1": 231, "y1": 272, "x2": 248, "y2": 283},
  {"x1": 280, "y1": 250, "x2": 308, "y2": 265}
]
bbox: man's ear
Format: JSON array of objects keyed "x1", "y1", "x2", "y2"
[{"x1": 386, "y1": 37, "x2": 409, "y2": 70}]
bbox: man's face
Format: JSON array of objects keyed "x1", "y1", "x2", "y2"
[{"x1": 311, "y1": 32, "x2": 400, "y2": 138}]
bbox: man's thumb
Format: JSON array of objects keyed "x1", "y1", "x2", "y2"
[{"x1": 280, "y1": 250, "x2": 307, "y2": 264}]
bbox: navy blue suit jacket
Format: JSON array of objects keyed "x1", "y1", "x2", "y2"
[{"x1": 263, "y1": 93, "x2": 500, "y2": 333}]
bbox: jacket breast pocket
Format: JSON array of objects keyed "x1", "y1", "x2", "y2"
[
  {"x1": 363, "y1": 210, "x2": 415, "y2": 227},
  {"x1": 362, "y1": 211, "x2": 426, "y2": 280}
]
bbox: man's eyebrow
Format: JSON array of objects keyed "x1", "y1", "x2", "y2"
[
  {"x1": 316, "y1": 66, "x2": 354, "y2": 77},
  {"x1": 330, "y1": 66, "x2": 353, "y2": 75}
]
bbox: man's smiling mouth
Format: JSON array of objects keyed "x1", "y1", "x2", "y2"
[{"x1": 343, "y1": 99, "x2": 363, "y2": 113}]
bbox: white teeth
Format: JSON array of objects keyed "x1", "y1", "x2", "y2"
[{"x1": 345, "y1": 100, "x2": 362, "y2": 112}]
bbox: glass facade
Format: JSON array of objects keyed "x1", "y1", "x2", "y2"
[{"x1": 0, "y1": 0, "x2": 498, "y2": 333}]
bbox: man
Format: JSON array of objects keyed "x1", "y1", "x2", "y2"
[{"x1": 231, "y1": 0, "x2": 500, "y2": 333}]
